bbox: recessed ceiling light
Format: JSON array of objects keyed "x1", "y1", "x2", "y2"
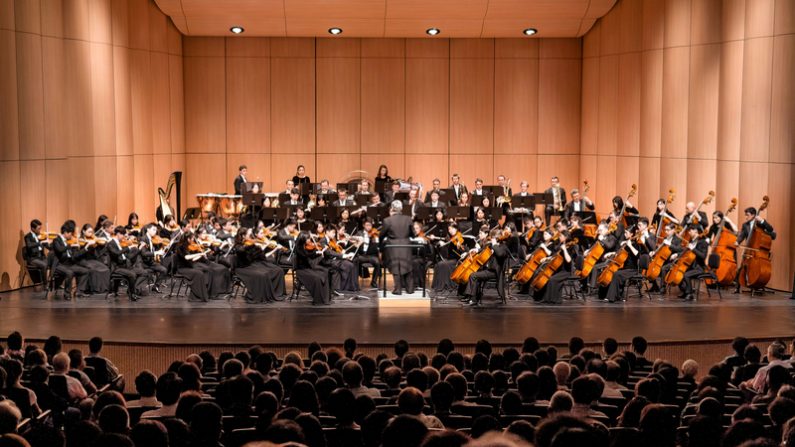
[
  {"x1": 328, "y1": 27, "x2": 343, "y2": 35},
  {"x1": 426, "y1": 27, "x2": 440, "y2": 36},
  {"x1": 523, "y1": 28, "x2": 537, "y2": 36},
  {"x1": 230, "y1": 26, "x2": 244, "y2": 34}
]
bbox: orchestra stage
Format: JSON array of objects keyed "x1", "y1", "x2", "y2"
[{"x1": 1, "y1": 286, "x2": 793, "y2": 346}]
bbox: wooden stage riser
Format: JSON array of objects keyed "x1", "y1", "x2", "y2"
[{"x1": 24, "y1": 338, "x2": 783, "y2": 384}]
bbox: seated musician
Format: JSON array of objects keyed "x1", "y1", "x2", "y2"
[
  {"x1": 384, "y1": 181, "x2": 401, "y2": 204},
  {"x1": 294, "y1": 207, "x2": 314, "y2": 233},
  {"x1": 586, "y1": 223, "x2": 619, "y2": 290},
  {"x1": 275, "y1": 218, "x2": 299, "y2": 268},
  {"x1": 652, "y1": 222, "x2": 684, "y2": 292},
  {"x1": 458, "y1": 191, "x2": 471, "y2": 207},
  {"x1": 52, "y1": 221, "x2": 91, "y2": 300},
  {"x1": 671, "y1": 224, "x2": 709, "y2": 301},
  {"x1": 96, "y1": 219, "x2": 115, "y2": 243},
  {"x1": 637, "y1": 217, "x2": 656, "y2": 254},
  {"x1": 94, "y1": 214, "x2": 110, "y2": 232},
  {"x1": 471, "y1": 179, "x2": 486, "y2": 197},
  {"x1": 334, "y1": 189, "x2": 355, "y2": 207},
  {"x1": 598, "y1": 226, "x2": 645, "y2": 303},
  {"x1": 316, "y1": 223, "x2": 359, "y2": 294},
  {"x1": 612, "y1": 196, "x2": 639, "y2": 223},
  {"x1": 77, "y1": 224, "x2": 111, "y2": 294},
  {"x1": 461, "y1": 226, "x2": 510, "y2": 307},
  {"x1": 369, "y1": 193, "x2": 385, "y2": 208},
  {"x1": 338, "y1": 208, "x2": 357, "y2": 235},
  {"x1": 318, "y1": 179, "x2": 335, "y2": 195},
  {"x1": 24, "y1": 219, "x2": 49, "y2": 284},
  {"x1": 682, "y1": 202, "x2": 708, "y2": 227},
  {"x1": 406, "y1": 189, "x2": 424, "y2": 218},
  {"x1": 652, "y1": 198, "x2": 679, "y2": 229},
  {"x1": 159, "y1": 215, "x2": 181, "y2": 239},
  {"x1": 355, "y1": 219, "x2": 381, "y2": 289},
  {"x1": 295, "y1": 232, "x2": 331, "y2": 305},
  {"x1": 284, "y1": 179, "x2": 295, "y2": 194},
  {"x1": 568, "y1": 216, "x2": 590, "y2": 252},
  {"x1": 563, "y1": 188, "x2": 595, "y2": 221},
  {"x1": 358, "y1": 179, "x2": 372, "y2": 195},
  {"x1": 214, "y1": 218, "x2": 237, "y2": 242},
  {"x1": 410, "y1": 221, "x2": 432, "y2": 290},
  {"x1": 734, "y1": 207, "x2": 776, "y2": 293},
  {"x1": 431, "y1": 222, "x2": 468, "y2": 293},
  {"x1": 287, "y1": 188, "x2": 303, "y2": 206},
  {"x1": 233, "y1": 227, "x2": 286, "y2": 303},
  {"x1": 472, "y1": 206, "x2": 491, "y2": 230},
  {"x1": 426, "y1": 190, "x2": 446, "y2": 210},
  {"x1": 522, "y1": 216, "x2": 546, "y2": 255},
  {"x1": 126, "y1": 212, "x2": 141, "y2": 237},
  {"x1": 534, "y1": 230, "x2": 576, "y2": 304},
  {"x1": 175, "y1": 231, "x2": 231, "y2": 302},
  {"x1": 707, "y1": 211, "x2": 738, "y2": 242},
  {"x1": 139, "y1": 223, "x2": 167, "y2": 291},
  {"x1": 107, "y1": 226, "x2": 148, "y2": 301}
]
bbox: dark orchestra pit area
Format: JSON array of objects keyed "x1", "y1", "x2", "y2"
[{"x1": 1, "y1": 286, "x2": 793, "y2": 346}]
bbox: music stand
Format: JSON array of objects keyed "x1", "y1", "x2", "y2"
[
  {"x1": 316, "y1": 193, "x2": 339, "y2": 205},
  {"x1": 366, "y1": 206, "x2": 389, "y2": 224},
  {"x1": 354, "y1": 194, "x2": 371, "y2": 206},
  {"x1": 483, "y1": 207, "x2": 501, "y2": 221},
  {"x1": 310, "y1": 206, "x2": 331, "y2": 223},
  {"x1": 576, "y1": 211, "x2": 598, "y2": 224},
  {"x1": 242, "y1": 192, "x2": 264, "y2": 207},
  {"x1": 393, "y1": 192, "x2": 409, "y2": 202},
  {"x1": 446, "y1": 206, "x2": 470, "y2": 221},
  {"x1": 278, "y1": 193, "x2": 291, "y2": 204},
  {"x1": 512, "y1": 195, "x2": 535, "y2": 209},
  {"x1": 413, "y1": 207, "x2": 430, "y2": 221},
  {"x1": 438, "y1": 188, "x2": 455, "y2": 205},
  {"x1": 259, "y1": 207, "x2": 279, "y2": 224}
]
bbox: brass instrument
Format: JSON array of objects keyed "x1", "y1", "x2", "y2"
[{"x1": 496, "y1": 178, "x2": 512, "y2": 207}]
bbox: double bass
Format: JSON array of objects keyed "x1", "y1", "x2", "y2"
[
  {"x1": 580, "y1": 181, "x2": 598, "y2": 238},
  {"x1": 530, "y1": 239, "x2": 578, "y2": 291},
  {"x1": 644, "y1": 189, "x2": 677, "y2": 281},
  {"x1": 708, "y1": 198, "x2": 738, "y2": 286},
  {"x1": 613, "y1": 184, "x2": 637, "y2": 229},
  {"x1": 737, "y1": 196, "x2": 772, "y2": 290},
  {"x1": 680, "y1": 191, "x2": 715, "y2": 244},
  {"x1": 650, "y1": 188, "x2": 676, "y2": 241}
]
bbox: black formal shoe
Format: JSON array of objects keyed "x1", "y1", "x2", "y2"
[
  {"x1": 332, "y1": 290, "x2": 343, "y2": 297},
  {"x1": 677, "y1": 292, "x2": 687, "y2": 298},
  {"x1": 130, "y1": 295, "x2": 139, "y2": 302},
  {"x1": 370, "y1": 282, "x2": 378, "y2": 289},
  {"x1": 467, "y1": 300, "x2": 480, "y2": 307},
  {"x1": 152, "y1": 285, "x2": 161, "y2": 294},
  {"x1": 392, "y1": 289, "x2": 402, "y2": 295},
  {"x1": 685, "y1": 294, "x2": 694, "y2": 301},
  {"x1": 733, "y1": 286, "x2": 741, "y2": 294}
]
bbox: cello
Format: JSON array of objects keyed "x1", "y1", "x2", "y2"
[
  {"x1": 450, "y1": 243, "x2": 494, "y2": 285},
  {"x1": 708, "y1": 198, "x2": 739, "y2": 286},
  {"x1": 737, "y1": 196, "x2": 772, "y2": 290},
  {"x1": 597, "y1": 233, "x2": 640, "y2": 287},
  {"x1": 650, "y1": 188, "x2": 676, "y2": 241},
  {"x1": 580, "y1": 180, "x2": 598, "y2": 238},
  {"x1": 530, "y1": 238, "x2": 578, "y2": 291},
  {"x1": 514, "y1": 231, "x2": 558, "y2": 284},
  {"x1": 664, "y1": 227, "x2": 708, "y2": 286},
  {"x1": 644, "y1": 189, "x2": 676, "y2": 281}
]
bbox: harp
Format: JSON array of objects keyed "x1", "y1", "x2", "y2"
[{"x1": 156, "y1": 171, "x2": 182, "y2": 222}]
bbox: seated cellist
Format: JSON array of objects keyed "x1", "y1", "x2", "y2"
[
  {"x1": 461, "y1": 226, "x2": 510, "y2": 307},
  {"x1": 652, "y1": 223, "x2": 684, "y2": 292},
  {"x1": 673, "y1": 224, "x2": 709, "y2": 301}
]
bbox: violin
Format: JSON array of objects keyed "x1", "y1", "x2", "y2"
[
  {"x1": 328, "y1": 238, "x2": 343, "y2": 253},
  {"x1": 188, "y1": 242, "x2": 203, "y2": 253},
  {"x1": 38, "y1": 232, "x2": 58, "y2": 241},
  {"x1": 368, "y1": 227, "x2": 380, "y2": 239},
  {"x1": 151, "y1": 235, "x2": 166, "y2": 246},
  {"x1": 304, "y1": 239, "x2": 321, "y2": 251}
]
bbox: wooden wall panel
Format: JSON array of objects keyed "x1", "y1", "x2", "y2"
[
  {"x1": 660, "y1": 46, "x2": 689, "y2": 159},
  {"x1": 15, "y1": 33, "x2": 44, "y2": 160},
  {"x1": 270, "y1": 154, "x2": 316, "y2": 192},
  {"x1": 448, "y1": 155, "x2": 492, "y2": 188},
  {"x1": 494, "y1": 58, "x2": 538, "y2": 155},
  {"x1": 226, "y1": 56, "x2": 270, "y2": 154},
  {"x1": 494, "y1": 155, "x2": 538, "y2": 194},
  {"x1": 617, "y1": 52, "x2": 640, "y2": 156},
  {"x1": 596, "y1": 55, "x2": 618, "y2": 156},
  {"x1": 184, "y1": 56, "x2": 225, "y2": 153},
  {"x1": 93, "y1": 156, "x2": 118, "y2": 216},
  {"x1": 317, "y1": 58, "x2": 360, "y2": 153},
  {"x1": 640, "y1": 49, "x2": 663, "y2": 158},
  {"x1": 186, "y1": 154, "x2": 226, "y2": 200},
  {"x1": 361, "y1": 154, "x2": 405, "y2": 182},
  {"x1": 361, "y1": 58, "x2": 405, "y2": 154},
  {"x1": 316, "y1": 154, "x2": 361, "y2": 187},
  {"x1": 593, "y1": 155, "x2": 617, "y2": 214},
  {"x1": 405, "y1": 57, "x2": 448, "y2": 154},
  {"x1": 538, "y1": 58, "x2": 580, "y2": 154},
  {"x1": 90, "y1": 42, "x2": 116, "y2": 156},
  {"x1": 129, "y1": 49, "x2": 153, "y2": 155},
  {"x1": 770, "y1": 35, "x2": 795, "y2": 164},
  {"x1": 404, "y1": 154, "x2": 448, "y2": 195},
  {"x1": 0, "y1": 30, "x2": 19, "y2": 161},
  {"x1": 88, "y1": 0, "x2": 112, "y2": 44},
  {"x1": 271, "y1": 57, "x2": 315, "y2": 153},
  {"x1": 150, "y1": 51, "x2": 171, "y2": 154},
  {"x1": 739, "y1": 37, "x2": 772, "y2": 162},
  {"x1": 744, "y1": 0, "x2": 774, "y2": 38},
  {"x1": 20, "y1": 161, "x2": 47, "y2": 231},
  {"x1": 580, "y1": 57, "x2": 599, "y2": 155},
  {"x1": 42, "y1": 36, "x2": 66, "y2": 159},
  {"x1": 169, "y1": 54, "x2": 184, "y2": 153},
  {"x1": 63, "y1": 40, "x2": 94, "y2": 158},
  {"x1": 687, "y1": 44, "x2": 720, "y2": 160},
  {"x1": 12, "y1": 0, "x2": 36, "y2": 33},
  {"x1": 0, "y1": 162, "x2": 21, "y2": 290},
  {"x1": 664, "y1": 0, "x2": 691, "y2": 48},
  {"x1": 113, "y1": 46, "x2": 134, "y2": 157},
  {"x1": 449, "y1": 57, "x2": 493, "y2": 154},
  {"x1": 638, "y1": 156, "x2": 662, "y2": 214},
  {"x1": 717, "y1": 40, "x2": 743, "y2": 161}
]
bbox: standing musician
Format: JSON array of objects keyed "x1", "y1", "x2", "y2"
[
  {"x1": 107, "y1": 226, "x2": 148, "y2": 301},
  {"x1": 544, "y1": 176, "x2": 567, "y2": 225},
  {"x1": 652, "y1": 198, "x2": 679, "y2": 229},
  {"x1": 461, "y1": 226, "x2": 510, "y2": 307},
  {"x1": 292, "y1": 165, "x2": 311, "y2": 189},
  {"x1": 354, "y1": 219, "x2": 381, "y2": 289},
  {"x1": 374, "y1": 165, "x2": 392, "y2": 200},
  {"x1": 381, "y1": 201, "x2": 415, "y2": 295},
  {"x1": 516, "y1": 181, "x2": 531, "y2": 197},
  {"x1": 233, "y1": 227, "x2": 286, "y2": 303},
  {"x1": 368, "y1": 193, "x2": 385, "y2": 210},
  {"x1": 294, "y1": 232, "x2": 331, "y2": 305},
  {"x1": 24, "y1": 219, "x2": 50, "y2": 283},
  {"x1": 682, "y1": 202, "x2": 708, "y2": 227},
  {"x1": 77, "y1": 224, "x2": 111, "y2": 294},
  {"x1": 671, "y1": 224, "x2": 709, "y2": 301},
  {"x1": 52, "y1": 221, "x2": 91, "y2": 300},
  {"x1": 707, "y1": 211, "x2": 738, "y2": 242},
  {"x1": 563, "y1": 188, "x2": 595, "y2": 221},
  {"x1": 533, "y1": 230, "x2": 576, "y2": 304},
  {"x1": 734, "y1": 206, "x2": 776, "y2": 293},
  {"x1": 598, "y1": 226, "x2": 645, "y2": 303},
  {"x1": 449, "y1": 174, "x2": 468, "y2": 205},
  {"x1": 139, "y1": 223, "x2": 167, "y2": 291},
  {"x1": 234, "y1": 165, "x2": 248, "y2": 195}
]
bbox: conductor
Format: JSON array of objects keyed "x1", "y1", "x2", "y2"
[{"x1": 381, "y1": 201, "x2": 414, "y2": 295}]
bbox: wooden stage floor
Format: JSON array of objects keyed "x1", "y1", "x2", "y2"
[{"x1": 1, "y1": 284, "x2": 793, "y2": 346}]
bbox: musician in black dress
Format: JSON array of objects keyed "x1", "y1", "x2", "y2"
[
  {"x1": 51, "y1": 221, "x2": 90, "y2": 299},
  {"x1": 432, "y1": 222, "x2": 468, "y2": 292},
  {"x1": 295, "y1": 232, "x2": 331, "y2": 305},
  {"x1": 292, "y1": 165, "x2": 311, "y2": 190},
  {"x1": 380, "y1": 201, "x2": 415, "y2": 295},
  {"x1": 275, "y1": 219, "x2": 298, "y2": 269},
  {"x1": 139, "y1": 223, "x2": 167, "y2": 291},
  {"x1": 233, "y1": 228, "x2": 285, "y2": 303},
  {"x1": 126, "y1": 212, "x2": 141, "y2": 237},
  {"x1": 77, "y1": 224, "x2": 110, "y2": 294},
  {"x1": 355, "y1": 219, "x2": 382, "y2": 289},
  {"x1": 23, "y1": 219, "x2": 49, "y2": 283},
  {"x1": 706, "y1": 211, "x2": 738, "y2": 242},
  {"x1": 106, "y1": 227, "x2": 148, "y2": 301},
  {"x1": 599, "y1": 226, "x2": 644, "y2": 303},
  {"x1": 294, "y1": 207, "x2": 314, "y2": 233},
  {"x1": 533, "y1": 230, "x2": 576, "y2": 304},
  {"x1": 612, "y1": 196, "x2": 639, "y2": 228},
  {"x1": 587, "y1": 223, "x2": 619, "y2": 290},
  {"x1": 409, "y1": 221, "x2": 433, "y2": 290},
  {"x1": 374, "y1": 165, "x2": 392, "y2": 200},
  {"x1": 462, "y1": 227, "x2": 510, "y2": 306}
]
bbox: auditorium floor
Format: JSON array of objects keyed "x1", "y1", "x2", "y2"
[{"x1": 1, "y1": 283, "x2": 793, "y2": 345}]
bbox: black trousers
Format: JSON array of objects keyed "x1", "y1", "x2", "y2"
[
  {"x1": 466, "y1": 269, "x2": 497, "y2": 303},
  {"x1": 357, "y1": 255, "x2": 381, "y2": 285},
  {"x1": 27, "y1": 258, "x2": 48, "y2": 284},
  {"x1": 55, "y1": 264, "x2": 90, "y2": 293},
  {"x1": 144, "y1": 263, "x2": 168, "y2": 285},
  {"x1": 679, "y1": 265, "x2": 704, "y2": 294},
  {"x1": 111, "y1": 267, "x2": 148, "y2": 296}
]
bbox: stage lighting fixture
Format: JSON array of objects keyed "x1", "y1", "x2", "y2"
[
  {"x1": 426, "y1": 28, "x2": 440, "y2": 36},
  {"x1": 230, "y1": 26, "x2": 244, "y2": 34},
  {"x1": 329, "y1": 27, "x2": 343, "y2": 35},
  {"x1": 523, "y1": 28, "x2": 537, "y2": 36}
]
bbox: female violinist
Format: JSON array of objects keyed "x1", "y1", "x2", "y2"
[
  {"x1": 354, "y1": 219, "x2": 382, "y2": 289},
  {"x1": 338, "y1": 208, "x2": 357, "y2": 236},
  {"x1": 77, "y1": 224, "x2": 110, "y2": 294},
  {"x1": 431, "y1": 222, "x2": 469, "y2": 292},
  {"x1": 533, "y1": 230, "x2": 576, "y2": 304},
  {"x1": 159, "y1": 215, "x2": 181, "y2": 239},
  {"x1": 234, "y1": 227, "x2": 286, "y2": 303},
  {"x1": 295, "y1": 231, "x2": 331, "y2": 305},
  {"x1": 294, "y1": 207, "x2": 314, "y2": 233},
  {"x1": 126, "y1": 212, "x2": 141, "y2": 237},
  {"x1": 175, "y1": 231, "x2": 230, "y2": 302}
]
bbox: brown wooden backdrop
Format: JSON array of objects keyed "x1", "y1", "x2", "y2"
[{"x1": 0, "y1": 0, "x2": 792, "y2": 292}]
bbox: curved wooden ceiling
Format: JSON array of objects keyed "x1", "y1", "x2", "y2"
[{"x1": 154, "y1": 0, "x2": 617, "y2": 38}]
